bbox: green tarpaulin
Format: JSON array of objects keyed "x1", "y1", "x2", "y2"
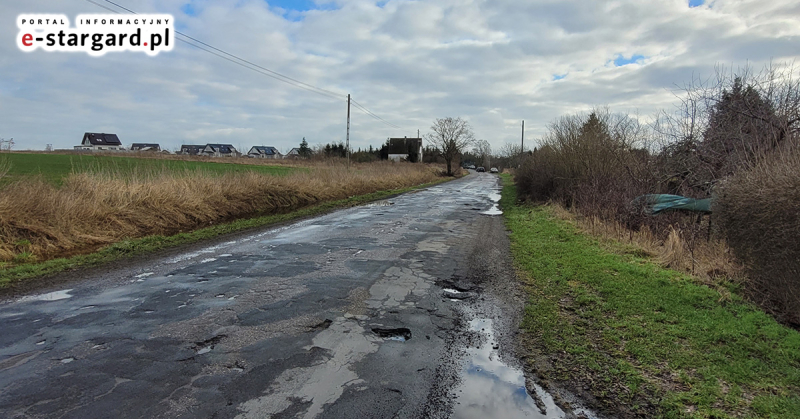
[{"x1": 633, "y1": 194, "x2": 712, "y2": 214}]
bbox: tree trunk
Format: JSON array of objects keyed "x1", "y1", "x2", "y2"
[{"x1": 446, "y1": 158, "x2": 452, "y2": 176}]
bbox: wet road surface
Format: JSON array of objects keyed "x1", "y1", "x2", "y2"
[{"x1": 0, "y1": 173, "x2": 594, "y2": 418}]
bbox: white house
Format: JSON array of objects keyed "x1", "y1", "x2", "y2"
[
  {"x1": 247, "y1": 146, "x2": 282, "y2": 159},
  {"x1": 74, "y1": 132, "x2": 126, "y2": 151},
  {"x1": 130, "y1": 143, "x2": 161, "y2": 152},
  {"x1": 387, "y1": 137, "x2": 423, "y2": 162},
  {"x1": 200, "y1": 144, "x2": 239, "y2": 157}
]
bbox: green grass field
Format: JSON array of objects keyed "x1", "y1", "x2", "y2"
[
  {"x1": 0, "y1": 153, "x2": 294, "y2": 185},
  {"x1": 500, "y1": 174, "x2": 800, "y2": 418}
]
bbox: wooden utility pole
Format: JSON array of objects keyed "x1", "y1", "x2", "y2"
[
  {"x1": 521, "y1": 120, "x2": 524, "y2": 153},
  {"x1": 346, "y1": 94, "x2": 351, "y2": 168}
]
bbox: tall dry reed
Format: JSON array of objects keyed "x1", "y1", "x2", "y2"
[{"x1": 0, "y1": 161, "x2": 442, "y2": 262}]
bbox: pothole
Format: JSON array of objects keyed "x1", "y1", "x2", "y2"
[
  {"x1": 436, "y1": 277, "x2": 475, "y2": 293},
  {"x1": 193, "y1": 334, "x2": 226, "y2": 355},
  {"x1": 367, "y1": 201, "x2": 395, "y2": 207},
  {"x1": 371, "y1": 327, "x2": 412, "y2": 342},
  {"x1": 453, "y1": 319, "x2": 597, "y2": 418},
  {"x1": 443, "y1": 289, "x2": 475, "y2": 300},
  {"x1": 308, "y1": 319, "x2": 333, "y2": 332},
  {"x1": 481, "y1": 204, "x2": 503, "y2": 216}
]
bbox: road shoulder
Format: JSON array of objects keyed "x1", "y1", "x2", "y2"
[{"x1": 500, "y1": 174, "x2": 800, "y2": 418}]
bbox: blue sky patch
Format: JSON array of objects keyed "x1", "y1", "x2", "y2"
[
  {"x1": 689, "y1": 0, "x2": 704, "y2": 7},
  {"x1": 553, "y1": 73, "x2": 567, "y2": 81},
  {"x1": 268, "y1": 0, "x2": 319, "y2": 12},
  {"x1": 613, "y1": 54, "x2": 645, "y2": 67},
  {"x1": 181, "y1": 3, "x2": 198, "y2": 17},
  {"x1": 265, "y1": 0, "x2": 339, "y2": 21}
]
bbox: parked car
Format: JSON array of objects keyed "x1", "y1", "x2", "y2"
[
  {"x1": 468, "y1": 165, "x2": 476, "y2": 170},
  {"x1": 476, "y1": 167, "x2": 486, "y2": 172},
  {"x1": 490, "y1": 167, "x2": 499, "y2": 173}
]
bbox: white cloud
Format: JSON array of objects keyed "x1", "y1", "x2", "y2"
[{"x1": 1, "y1": 0, "x2": 799, "y2": 152}]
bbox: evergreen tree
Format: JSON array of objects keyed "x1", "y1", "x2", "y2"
[{"x1": 299, "y1": 137, "x2": 311, "y2": 158}]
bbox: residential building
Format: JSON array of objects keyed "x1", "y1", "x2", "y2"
[
  {"x1": 201, "y1": 144, "x2": 239, "y2": 157},
  {"x1": 130, "y1": 143, "x2": 161, "y2": 152},
  {"x1": 387, "y1": 137, "x2": 423, "y2": 162},
  {"x1": 74, "y1": 132, "x2": 125, "y2": 151},
  {"x1": 179, "y1": 145, "x2": 205, "y2": 155},
  {"x1": 247, "y1": 146, "x2": 282, "y2": 159}
]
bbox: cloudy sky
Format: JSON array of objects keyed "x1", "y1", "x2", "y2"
[{"x1": 2, "y1": 0, "x2": 799, "y2": 154}]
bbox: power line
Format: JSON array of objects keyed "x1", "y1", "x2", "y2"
[
  {"x1": 84, "y1": 0, "x2": 118, "y2": 14},
  {"x1": 351, "y1": 99, "x2": 402, "y2": 129},
  {"x1": 89, "y1": 0, "x2": 344, "y2": 101},
  {"x1": 83, "y1": 0, "x2": 404, "y2": 130}
]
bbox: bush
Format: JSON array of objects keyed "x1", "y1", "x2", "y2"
[
  {"x1": 714, "y1": 145, "x2": 800, "y2": 326},
  {"x1": 515, "y1": 109, "x2": 656, "y2": 224}
]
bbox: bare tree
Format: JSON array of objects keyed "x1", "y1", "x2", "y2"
[
  {"x1": 497, "y1": 142, "x2": 526, "y2": 169},
  {"x1": 473, "y1": 139, "x2": 492, "y2": 168},
  {"x1": 425, "y1": 117, "x2": 475, "y2": 175}
]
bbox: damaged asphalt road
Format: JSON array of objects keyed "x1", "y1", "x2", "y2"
[{"x1": 0, "y1": 172, "x2": 591, "y2": 419}]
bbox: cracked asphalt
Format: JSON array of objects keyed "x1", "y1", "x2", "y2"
[{"x1": 0, "y1": 172, "x2": 559, "y2": 419}]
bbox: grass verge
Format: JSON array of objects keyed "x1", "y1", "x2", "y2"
[
  {"x1": 0, "y1": 177, "x2": 451, "y2": 289},
  {"x1": 499, "y1": 174, "x2": 800, "y2": 418}
]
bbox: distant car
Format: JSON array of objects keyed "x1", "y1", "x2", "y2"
[
  {"x1": 490, "y1": 167, "x2": 499, "y2": 173},
  {"x1": 476, "y1": 167, "x2": 486, "y2": 172},
  {"x1": 468, "y1": 165, "x2": 476, "y2": 170}
]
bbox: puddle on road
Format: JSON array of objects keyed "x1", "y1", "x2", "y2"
[
  {"x1": 366, "y1": 200, "x2": 394, "y2": 207},
  {"x1": 454, "y1": 319, "x2": 567, "y2": 419},
  {"x1": 19, "y1": 289, "x2": 74, "y2": 303},
  {"x1": 481, "y1": 204, "x2": 503, "y2": 216},
  {"x1": 480, "y1": 189, "x2": 503, "y2": 216}
]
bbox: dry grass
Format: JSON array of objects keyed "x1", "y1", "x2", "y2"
[
  {"x1": 0, "y1": 161, "x2": 443, "y2": 262},
  {"x1": 715, "y1": 144, "x2": 800, "y2": 325},
  {"x1": 549, "y1": 203, "x2": 745, "y2": 290}
]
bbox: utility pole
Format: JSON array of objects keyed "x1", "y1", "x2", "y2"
[
  {"x1": 346, "y1": 93, "x2": 351, "y2": 168},
  {"x1": 521, "y1": 120, "x2": 524, "y2": 153}
]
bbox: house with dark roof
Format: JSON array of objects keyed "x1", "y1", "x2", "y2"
[
  {"x1": 387, "y1": 137, "x2": 423, "y2": 162},
  {"x1": 179, "y1": 145, "x2": 205, "y2": 155},
  {"x1": 130, "y1": 143, "x2": 161, "y2": 152},
  {"x1": 285, "y1": 148, "x2": 302, "y2": 159},
  {"x1": 74, "y1": 132, "x2": 125, "y2": 151},
  {"x1": 201, "y1": 144, "x2": 239, "y2": 157},
  {"x1": 247, "y1": 146, "x2": 282, "y2": 159}
]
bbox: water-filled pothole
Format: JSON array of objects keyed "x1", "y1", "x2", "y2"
[
  {"x1": 453, "y1": 318, "x2": 592, "y2": 418},
  {"x1": 19, "y1": 289, "x2": 73, "y2": 303},
  {"x1": 372, "y1": 327, "x2": 412, "y2": 342},
  {"x1": 481, "y1": 204, "x2": 503, "y2": 216}
]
